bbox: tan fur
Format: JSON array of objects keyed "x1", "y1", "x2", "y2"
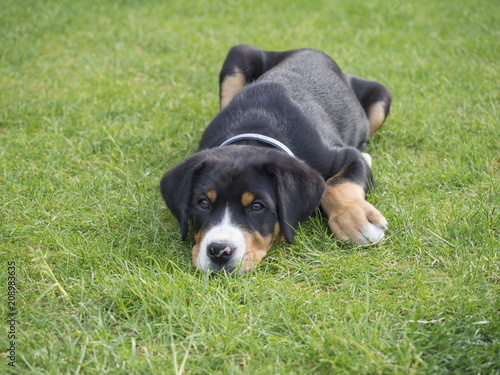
[
  {"x1": 192, "y1": 222, "x2": 282, "y2": 272},
  {"x1": 206, "y1": 189, "x2": 217, "y2": 203},
  {"x1": 368, "y1": 101, "x2": 387, "y2": 136},
  {"x1": 273, "y1": 221, "x2": 283, "y2": 242},
  {"x1": 220, "y1": 67, "x2": 246, "y2": 109},
  {"x1": 321, "y1": 182, "x2": 385, "y2": 243},
  {"x1": 241, "y1": 192, "x2": 256, "y2": 207},
  {"x1": 192, "y1": 229, "x2": 208, "y2": 268},
  {"x1": 242, "y1": 222, "x2": 282, "y2": 272}
]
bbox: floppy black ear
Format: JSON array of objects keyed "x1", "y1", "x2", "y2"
[
  {"x1": 265, "y1": 158, "x2": 326, "y2": 243},
  {"x1": 160, "y1": 154, "x2": 205, "y2": 240}
]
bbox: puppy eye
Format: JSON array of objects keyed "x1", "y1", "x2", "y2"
[
  {"x1": 198, "y1": 198, "x2": 210, "y2": 209},
  {"x1": 250, "y1": 202, "x2": 264, "y2": 211}
]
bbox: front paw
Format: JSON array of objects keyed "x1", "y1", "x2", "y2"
[{"x1": 328, "y1": 199, "x2": 388, "y2": 245}]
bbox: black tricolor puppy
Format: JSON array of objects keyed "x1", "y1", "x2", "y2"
[{"x1": 161, "y1": 45, "x2": 392, "y2": 274}]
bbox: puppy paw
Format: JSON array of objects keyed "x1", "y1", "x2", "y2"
[{"x1": 328, "y1": 198, "x2": 387, "y2": 245}]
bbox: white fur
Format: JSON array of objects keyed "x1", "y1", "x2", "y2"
[
  {"x1": 197, "y1": 207, "x2": 247, "y2": 272},
  {"x1": 361, "y1": 153, "x2": 372, "y2": 168},
  {"x1": 360, "y1": 152, "x2": 387, "y2": 244},
  {"x1": 360, "y1": 219, "x2": 388, "y2": 245}
]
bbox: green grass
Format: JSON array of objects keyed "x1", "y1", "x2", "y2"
[{"x1": 1, "y1": 0, "x2": 499, "y2": 373}]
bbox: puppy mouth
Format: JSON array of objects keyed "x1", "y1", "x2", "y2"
[
  {"x1": 204, "y1": 263, "x2": 239, "y2": 274},
  {"x1": 206, "y1": 242, "x2": 242, "y2": 272},
  {"x1": 194, "y1": 207, "x2": 247, "y2": 273},
  {"x1": 193, "y1": 245, "x2": 246, "y2": 274},
  {"x1": 193, "y1": 235, "x2": 274, "y2": 275},
  {"x1": 192, "y1": 237, "x2": 247, "y2": 273},
  {"x1": 192, "y1": 208, "x2": 281, "y2": 274}
]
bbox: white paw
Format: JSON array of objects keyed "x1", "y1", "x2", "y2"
[
  {"x1": 361, "y1": 153, "x2": 372, "y2": 167},
  {"x1": 359, "y1": 218, "x2": 388, "y2": 245}
]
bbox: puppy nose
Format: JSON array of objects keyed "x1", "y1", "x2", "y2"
[{"x1": 207, "y1": 242, "x2": 234, "y2": 263}]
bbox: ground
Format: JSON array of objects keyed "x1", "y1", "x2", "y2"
[{"x1": 0, "y1": 0, "x2": 499, "y2": 373}]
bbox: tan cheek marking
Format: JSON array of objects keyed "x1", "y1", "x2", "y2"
[
  {"x1": 220, "y1": 67, "x2": 246, "y2": 109},
  {"x1": 192, "y1": 228, "x2": 208, "y2": 269},
  {"x1": 368, "y1": 101, "x2": 387, "y2": 136},
  {"x1": 321, "y1": 182, "x2": 366, "y2": 242},
  {"x1": 273, "y1": 221, "x2": 283, "y2": 242},
  {"x1": 206, "y1": 189, "x2": 217, "y2": 203},
  {"x1": 242, "y1": 221, "x2": 283, "y2": 272},
  {"x1": 241, "y1": 192, "x2": 256, "y2": 207},
  {"x1": 192, "y1": 243, "x2": 200, "y2": 269}
]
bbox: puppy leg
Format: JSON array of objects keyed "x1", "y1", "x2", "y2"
[
  {"x1": 219, "y1": 45, "x2": 297, "y2": 109},
  {"x1": 345, "y1": 75, "x2": 392, "y2": 136},
  {"x1": 219, "y1": 65, "x2": 246, "y2": 110},
  {"x1": 321, "y1": 155, "x2": 387, "y2": 245}
]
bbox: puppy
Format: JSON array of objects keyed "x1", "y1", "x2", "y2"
[{"x1": 161, "y1": 45, "x2": 391, "y2": 274}]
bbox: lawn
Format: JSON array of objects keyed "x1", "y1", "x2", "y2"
[{"x1": 1, "y1": 0, "x2": 499, "y2": 373}]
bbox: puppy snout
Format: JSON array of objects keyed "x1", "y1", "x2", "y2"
[{"x1": 208, "y1": 242, "x2": 234, "y2": 263}]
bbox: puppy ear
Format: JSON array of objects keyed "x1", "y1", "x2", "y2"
[
  {"x1": 265, "y1": 158, "x2": 326, "y2": 243},
  {"x1": 160, "y1": 154, "x2": 205, "y2": 240}
]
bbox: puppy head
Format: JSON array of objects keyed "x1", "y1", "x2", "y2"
[{"x1": 160, "y1": 146, "x2": 325, "y2": 274}]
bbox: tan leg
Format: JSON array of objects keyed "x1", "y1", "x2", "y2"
[
  {"x1": 220, "y1": 67, "x2": 246, "y2": 110},
  {"x1": 368, "y1": 101, "x2": 388, "y2": 136},
  {"x1": 321, "y1": 181, "x2": 387, "y2": 245},
  {"x1": 345, "y1": 75, "x2": 392, "y2": 137}
]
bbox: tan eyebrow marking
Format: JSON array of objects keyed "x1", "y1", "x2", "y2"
[
  {"x1": 241, "y1": 192, "x2": 256, "y2": 207},
  {"x1": 206, "y1": 190, "x2": 217, "y2": 203}
]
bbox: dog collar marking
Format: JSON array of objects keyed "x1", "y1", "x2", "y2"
[{"x1": 219, "y1": 133, "x2": 296, "y2": 158}]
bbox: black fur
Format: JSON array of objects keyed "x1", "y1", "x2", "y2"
[
  {"x1": 161, "y1": 45, "x2": 391, "y2": 245},
  {"x1": 160, "y1": 153, "x2": 206, "y2": 240},
  {"x1": 160, "y1": 146, "x2": 324, "y2": 243}
]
